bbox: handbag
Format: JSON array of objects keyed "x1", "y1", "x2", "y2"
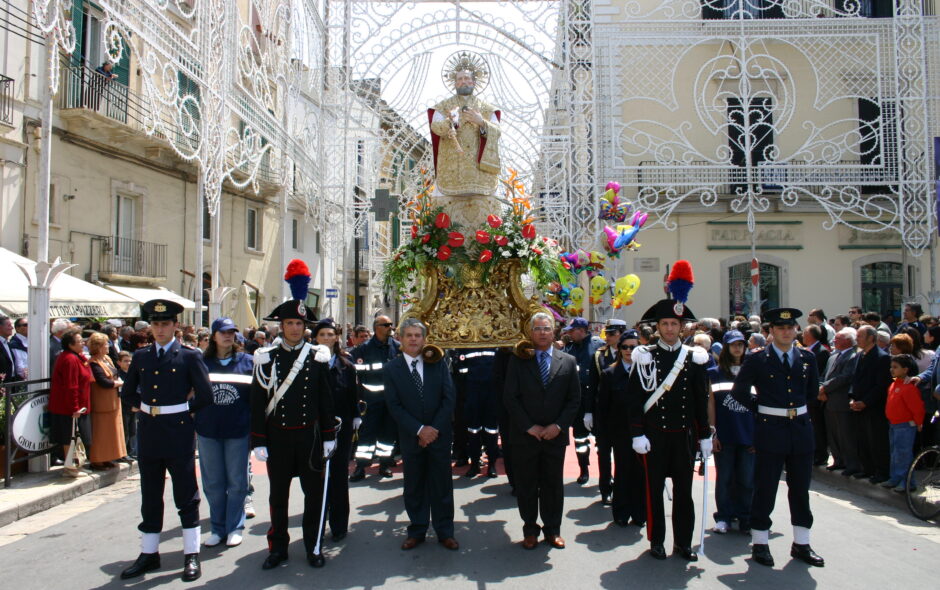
[{"x1": 64, "y1": 408, "x2": 87, "y2": 477}]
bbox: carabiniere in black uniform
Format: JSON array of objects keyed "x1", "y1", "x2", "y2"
[
  {"x1": 731, "y1": 307, "x2": 825, "y2": 568},
  {"x1": 250, "y1": 297, "x2": 336, "y2": 570},
  {"x1": 119, "y1": 299, "x2": 212, "y2": 583},
  {"x1": 627, "y1": 298, "x2": 710, "y2": 562}
]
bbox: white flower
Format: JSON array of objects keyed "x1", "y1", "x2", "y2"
[
  {"x1": 501, "y1": 250, "x2": 511, "y2": 257},
  {"x1": 517, "y1": 249, "x2": 527, "y2": 257}
]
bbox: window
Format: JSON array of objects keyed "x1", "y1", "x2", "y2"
[
  {"x1": 246, "y1": 206, "x2": 260, "y2": 250},
  {"x1": 113, "y1": 194, "x2": 137, "y2": 272},
  {"x1": 202, "y1": 198, "x2": 211, "y2": 240},
  {"x1": 728, "y1": 261, "x2": 781, "y2": 316},
  {"x1": 291, "y1": 217, "x2": 302, "y2": 250},
  {"x1": 861, "y1": 262, "x2": 902, "y2": 320},
  {"x1": 701, "y1": 0, "x2": 784, "y2": 19},
  {"x1": 728, "y1": 97, "x2": 774, "y2": 193},
  {"x1": 858, "y1": 98, "x2": 898, "y2": 193},
  {"x1": 315, "y1": 231, "x2": 321, "y2": 254},
  {"x1": 177, "y1": 71, "x2": 201, "y2": 153}
]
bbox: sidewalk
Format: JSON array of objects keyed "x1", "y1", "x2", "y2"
[
  {"x1": 811, "y1": 464, "x2": 910, "y2": 513},
  {"x1": 0, "y1": 461, "x2": 138, "y2": 528}
]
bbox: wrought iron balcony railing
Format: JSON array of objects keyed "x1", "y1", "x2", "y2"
[
  {"x1": 98, "y1": 236, "x2": 167, "y2": 280},
  {"x1": 0, "y1": 74, "x2": 13, "y2": 126}
]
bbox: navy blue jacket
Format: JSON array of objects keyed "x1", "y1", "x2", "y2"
[
  {"x1": 564, "y1": 336, "x2": 604, "y2": 413},
  {"x1": 196, "y1": 352, "x2": 253, "y2": 439},
  {"x1": 120, "y1": 340, "x2": 213, "y2": 458},
  {"x1": 731, "y1": 346, "x2": 819, "y2": 454},
  {"x1": 384, "y1": 355, "x2": 455, "y2": 454}
]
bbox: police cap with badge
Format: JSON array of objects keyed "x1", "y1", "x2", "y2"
[
  {"x1": 764, "y1": 307, "x2": 802, "y2": 326},
  {"x1": 142, "y1": 299, "x2": 184, "y2": 321},
  {"x1": 640, "y1": 260, "x2": 697, "y2": 323},
  {"x1": 263, "y1": 259, "x2": 318, "y2": 323}
]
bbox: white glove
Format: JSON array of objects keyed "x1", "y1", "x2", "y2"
[
  {"x1": 632, "y1": 435, "x2": 651, "y2": 455},
  {"x1": 352, "y1": 417, "x2": 363, "y2": 431},
  {"x1": 323, "y1": 440, "x2": 337, "y2": 459},
  {"x1": 253, "y1": 446, "x2": 268, "y2": 462},
  {"x1": 583, "y1": 413, "x2": 594, "y2": 431},
  {"x1": 699, "y1": 438, "x2": 713, "y2": 459}
]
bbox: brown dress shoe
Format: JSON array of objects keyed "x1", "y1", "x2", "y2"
[
  {"x1": 521, "y1": 536, "x2": 539, "y2": 550},
  {"x1": 545, "y1": 535, "x2": 566, "y2": 549},
  {"x1": 401, "y1": 537, "x2": 425, "y2": 550},
  {"x1": 438, "y1": 537, "x2": 459, "y2": 551}
]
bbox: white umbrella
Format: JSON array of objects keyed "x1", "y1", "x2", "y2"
[{"x1": 232, "y1": 283, "x2": 259, "y2": 331}]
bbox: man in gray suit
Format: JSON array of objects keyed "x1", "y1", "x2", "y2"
[
  {"x1": 504, "y1": 312, "x2": 581, "y2": 550},
  {"x1": 818, "y1": 327, "x2": 859, "y2": 474},
  {"x1": 384, "y1": 318, "x2": 458, "y2": 551}
]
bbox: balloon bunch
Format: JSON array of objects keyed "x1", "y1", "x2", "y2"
[
  {"x1": 611, "y1": 274, "x2": 641, "y2": 309},
  {"x1": 559, "y1": 249, "x2": 607, "y2": 277},
  {"x1": 545, "y1": 282, "x2": 587, "y2": 317},
  {"x1": 603, "y1": 212, "x2": 648, "y2": 258},
  {"x1": 599, "y1": 182, "x2": 630, "y2": 222}
]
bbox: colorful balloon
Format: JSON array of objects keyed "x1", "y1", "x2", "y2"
[
  {"x1": 611, "y1": 274, "x2": 641, "y2": 309},
  {"x1": 589, "y1": 275, "x2": 609, "y2": 304}
]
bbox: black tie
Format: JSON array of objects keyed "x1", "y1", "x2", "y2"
[
  {"x1": 410, "y1": 359, "x2": 423, "y2": 397},
  {"x1": 157, "y1": 347, "x2": 164, "y2": 360},
  {"x1": 783, "y1": 351, "x2": 790, "y2": 371}
]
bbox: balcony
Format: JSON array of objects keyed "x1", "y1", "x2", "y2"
[
  {"x1": 0, "y1": 75, "x2": 13, "y2": 126},
  {"x1": 57, "y1": 60, "x2": 200, "y2": 160},
  {"x1": 97, "y1": 236, "x2": 167, "y2": 285}
]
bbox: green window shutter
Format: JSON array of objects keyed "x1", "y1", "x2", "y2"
[
  {"x1": 71, "y1": 0, "x2": 84, "y2": 67},
  {"x1": 111, "y1": 36, "x2": 130, "y2": 86}
]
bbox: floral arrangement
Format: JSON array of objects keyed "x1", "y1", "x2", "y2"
[{"x1": 383, "y1": 170, "x2": 570, "y2": 300}]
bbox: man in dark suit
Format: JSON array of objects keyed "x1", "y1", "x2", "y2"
[
  {"x1": 119, "y1": 300, "x2": 213, "y2": 582},
  {"x1": 384, "y1": 318, "x2": 458, "y2": 551},
  {"x1": 504, "y1": 312, "x2": 581, "y2": 550},
  {"x1": 49, "y1": 318, "x2": 69, "y2": 376},
  {"x1": 803, "y1": 324, "x2": 831, "y2": 466},
  {"x1": 0, "y1": 315, "x2": 17, "y2": 383},
  {"x1": 819, "y1": 328, "x2": 859, "y2": 474},
  {"x1": 732, "y1": 308, "x2": 824, "y2": 568},
  {"x1": 850, "y1": 325, "x2": 892, "y2": 484}
]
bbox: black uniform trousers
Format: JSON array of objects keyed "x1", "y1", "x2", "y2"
[
  {"x1": 326, "y1": 420, "x2": 354, "y2": 536},
  {"x1": 453, "y1": 387, "x2": 469, "y2": 462},
  {"x1": 645, "y1": 430, "x2": 694, "y2": 547},
  {"x1": 266, "y1": 427, "x2": 324, "y2": 554},
  {"x1": 809, "y1": 398, "x2": 829, "y2": 464},
  {"x1": 137, "y1": 453, "x2": 200, "y2": 533},
  {"x1": 465, "y1": 384, "x2": 500, "y2": 462},
  {"x1": 356, "y1": 396, "x2": 397, "y2": 467},
  {"x1": 595, "y1": 419, "x2": 614, "y2": 497},
  {"x1": 572, "y1": 405, "x2": 591, "y2": 466},
  {"x1": 512, "y1": 439, "x2": 566, "y2": 537},
  {"x1": 498, "y1": 412, "x2": 515, "y2": 489},
  {"x1": 855, "y1": 407, "x2": 890, "y2": 479},
  {"x1": 751, "y1": 446, "x2": 814, "y2": 532},
  {"x1": 611, "y1": 432, "x2": 646, "y2": 523},
  {"x1": 401, "y1": 439, "x2": 455, "y2": 539}
]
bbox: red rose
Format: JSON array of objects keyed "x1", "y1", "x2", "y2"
[
  {"x1": 487, "y1": 214, "x2": 503, "y2": 228},
  {"x1": 436, "y1": 245, "x2": 452, "y2": 261},
  {"x1": 411, "y1": 225, "x2": 418, "y2": 239},
  {"x1": 447, "y1": 232, "x2": 465, "y2": 248},
  {"x1": 434, "y1": 212, "x2": 451, "y2": 229},
  {"x1": 532, "y1": 246, "x2": 543, "y2": 255},
  {"x1": 421, "y1": 233, "x2": 431, "y2": 243},
  {"x1": 479, "y1": 249, "x2": 493, "y2": 263},
  {"x1": 475, "y1": 230, "x2": 491, "y2": 244},
  {"x1": 521, "y1": 224, "x2": 536, "y2": 239},
  {"x1": 495, "y1": 235, "x2": 509, "y2": 246}
]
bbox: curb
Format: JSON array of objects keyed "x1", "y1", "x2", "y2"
[
  {"x1": 0, "y1": 461, "x2": 138, "y2": 529},
  {"x1": 811, "y1": 464, "x2": 910, "y2": 513}
]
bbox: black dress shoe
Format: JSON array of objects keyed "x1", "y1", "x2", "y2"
[
  {"x1": 576, "y1": 468, "x2": 589, "y2": 486},
  {"x1": 349, "y1": 466, "x2": 366, "y2": 482},
  {"x1": 181, "y1": 554, "x2": 200, "y2": 582},
  {"x1": 869, "y1": 475, "x2": 889, "y2": 485},
  {"x1": 791, "y1": 543, "x2": 825, "y2": 567},
  {"x1": 487, "y1": 464, "x2": 498, "y2": 478},
  {"x1": 841, "y1": 469, "x2": 860, "y2": 478},
  {"x1": 262, "y1": 551, "x2": 288, "y2": 570},
  {"x1": 630, "y1": 518, "x2": 646, "y2": 528},
  {"x1": 813, "y1": 459, "x2": 828, "y2": 466},
  {"x1": 851, "y1": 471, "x2": 870, "y2": 479},
  {"x1": 308, "y1": 552, "x2": 325, "y2": 568},
  {"x1": 826, "y1": 464, "x2": 845, "y2": 472},
  {"x1": 379, "y1": 466, "x2": 394, "y2": 479},
  {"x1": 673, "y1": 546, "x2": 698, "y2": 561},
  {"x1": 120, "y1": 552, "x2": 160, "y2": 579},
  {"x1": 601, "y1": 494, "x2": 612, "y2": 506},
  {"x1": 614, "y1": 518, "x2": 629, "y2": 527},
  {"x1": 464, "y1": 463, "x2": 480, "y2": 478},
  {"x1": 332, "y1": 531, "x2": 347, "y2": 542},
  {"x1": 649, "y1": 545, "x2": 667, "y2": 560},
  {"x1": 752, "y1": 544, "x2": 774, "y2": 567}
]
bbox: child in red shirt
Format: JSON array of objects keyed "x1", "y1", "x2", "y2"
[{"x1": 884, "y1": 354, "x2": 925, "y2": 492}]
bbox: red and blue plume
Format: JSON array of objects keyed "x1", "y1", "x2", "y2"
[
  {"x1": 284, "y1": 259, "x2": 311, "y2": 301},
  {"x1": 667, "y1": 260, "x2": 694, "y2": 303}
]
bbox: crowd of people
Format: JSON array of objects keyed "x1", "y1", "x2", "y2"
[{"x1": 3, "y1": 278, "x2": 939, "y2": 582}]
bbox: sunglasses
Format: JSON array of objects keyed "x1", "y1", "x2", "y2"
[
  {"x1": 377, "y1": 322, "x2": 394, "y2": 328},
  {"x1": 619, "y1": 344, "x2": 637, "y2": 351}
]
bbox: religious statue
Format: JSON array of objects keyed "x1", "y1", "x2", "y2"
[{"x1": 427, "y1": 52, "x2": 502, "y2": 226}]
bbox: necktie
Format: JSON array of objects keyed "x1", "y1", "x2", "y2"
[
  {"x1": 783, "y1": 351, "x2": 790, "y2": 371},
  {"x1": 157, "y1": 347, "x2": 164, "y2": 360},
  {"x1": 538, "y1": 351, "x2": 550, "y2": 385},
  {"x1": 410, "y1": 359, "x2": 423, "y2": 397}
]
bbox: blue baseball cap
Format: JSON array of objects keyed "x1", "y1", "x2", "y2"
[
  {"x1": 723, "y1": 330, "x2": 746, "y2": 345},
  {"x1": 563, "y1": 317, "x2": 590, "y2": 332},
  {"x1": 211, "y1": 317, "x2": 238, "y2": 333}
]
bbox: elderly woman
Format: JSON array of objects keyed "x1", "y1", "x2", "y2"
[
  {"x1": 48, "y1": 329, "x2": 94, "y2": 477},
  {"x1": 196, "y1": 317, "x2": 253, "y2": 548},
  {"x1": 87, "y1": 332, "x2": 127, "y2": 470}
]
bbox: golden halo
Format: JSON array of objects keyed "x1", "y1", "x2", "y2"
[{"x1": 442, "y1": 51, "x2": 490, "y2": 94}]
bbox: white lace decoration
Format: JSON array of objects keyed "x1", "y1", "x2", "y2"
[
  {"x1": 253, "y1": 346, "x2": 278, "y2": 392},
  {"x1": 635, "y1": 346, "x2": 658, "y2": 392}
]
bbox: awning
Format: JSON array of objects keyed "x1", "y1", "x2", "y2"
[
  {"x1": 0, "y1": 247, "x2": 139, "y2": 318},
  {"x1": 102, "y1": 284, "x2": 199, "y2": 310}
]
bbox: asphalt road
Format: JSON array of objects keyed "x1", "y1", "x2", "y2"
[{"x1": 1, "y1": 456, "x2": 938, "y2": 590}]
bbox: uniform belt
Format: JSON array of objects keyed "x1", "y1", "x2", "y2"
[
  {"x1": 757, "y1": 405, "x2": 807, "y2": 419},
  {"x1": 139, "y1": 402, "x2": 189, "y2": 416},
  {"x1": 361, "y1": 383, "x2": 385, "y2": 392}
]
